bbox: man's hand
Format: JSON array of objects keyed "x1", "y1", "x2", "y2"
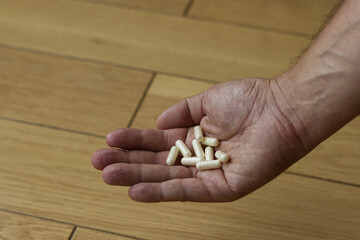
[{"x1": 92, "y1": 78, "x2": 308, "y2": 202}]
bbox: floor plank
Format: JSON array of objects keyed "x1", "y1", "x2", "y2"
[
  {"x1": 133, "y1": 74, "x2": 360, "y2": 185},
  {"x1": 188, "y1": 0, "x2": 341, "y2": 35},
  {"x1": 73, "y1": 228, "x2": 135, "y2": 240},
  {"x1": 0, "y1": 119, "x2": 358, "y2": 240},
  {"x1": 0, "y1": 210, "x2": 73, "y2": 240},
  {"x1": 132, "y1": 74, "x2": 214, "y2": 128},
  {"x1": 0, "y1": 0, "x2": 308, "y2": 82},
  {"x1": 83, "y1": 0, "x2": 189, "y2": 15},
  {"x1": 0, "y1": 47, "x2": 152, "y2": 136},
  {"x1": 1, "y1": 0, "x2": 358, "y2": 238},
  {"x1": 289, "y1": 117, "x2": 360, "y2": 185}
]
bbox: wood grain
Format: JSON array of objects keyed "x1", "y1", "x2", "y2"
[
  {"x1": 83, "y1": 0, "x2": 189, "y2": 14},
  {"x1": 188, "y1": 0, "x2": 341, "y2": 35},
  {"x1": 0, "y1": 119, "x2": 359, "y2": 240},
  {"x1": 0, "y1": 210, "x2": 73, "y2": 240},
  {"x1": 0, "y1": 47, "x2": 152, "y2": 136},
  {"x1": 0, "y1": 0, "x2": 308, "y2": 82},
  {"x1": 73, "y1": 228, "x2": 134, "y2": 240},
  {"x1": 133, "y1": 74, "x2": 360, "y2": 185}
]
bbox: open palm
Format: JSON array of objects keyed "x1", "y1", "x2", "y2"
[{"x1": 92, "y1": 78, "x2": 308, "y2": 202}]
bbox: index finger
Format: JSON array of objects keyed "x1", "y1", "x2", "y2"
[{"x1": 106, "y1": 128, "x2": 190, "y2": 151}]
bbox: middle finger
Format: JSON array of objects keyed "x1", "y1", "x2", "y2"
[{"x1": 92, "y1": 148, "x2": 173, "y2": 170}]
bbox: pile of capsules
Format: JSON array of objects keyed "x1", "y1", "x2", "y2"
[{"x1": 166, "y1": 126, "x2": 229, "y2": 170}]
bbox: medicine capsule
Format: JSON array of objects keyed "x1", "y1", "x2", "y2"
[
  {"x1": 205, "y1": 146, "x2": 214, "y2": 161},
  {"x1": 196, "y1": 160, "x2": 222, "y2": 170},
  {"x1": 181, "y1": 157, "x2": 203, "y2": 166},
  {"x1": 192, "y1": 139, "x2": 205, "y2": 157},
  {"x1": 201, "y1": 137, "x2": 219, "y2": 147},
  {"x1": 166, "y1": 146, "x2": 179, "y2": 165},
  {"x1": 215, "y1": 150, "x2": 229, "y2": 163},
  {"x1": 194, "y1": 126, "x2": 204, "y2": 142},
  {"x1": 176, "y1": 140, "x2": 191, "y2": 157}
]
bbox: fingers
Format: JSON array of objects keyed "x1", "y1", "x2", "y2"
[
  {"x1": 128, "y1": 179, "x2": 215, "y2": 202},
  {"x1": 102, "y1": 163, "x2": 195, "y2": 186},
  {"x1": 92, "y1": 148, "x2": 170, "y2": 170},
  {"x1": 156, "y1": 94, "x2": 205, "y2": 130},
  {"x1": 106, "y1": 128, "x2": 187, "y2": 151}
]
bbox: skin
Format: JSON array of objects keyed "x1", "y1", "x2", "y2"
[{"x1": 92, "y1": 0, "x2": 360, "y2": 202}]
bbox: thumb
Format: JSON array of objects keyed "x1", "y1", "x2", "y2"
[{"x1": 156, "y1": 94, "x2": 205, "y2": 130}]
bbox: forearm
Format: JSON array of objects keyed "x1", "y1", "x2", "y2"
[{"x1": 275, "y1": 0, "x2": 360, "y2": 150}]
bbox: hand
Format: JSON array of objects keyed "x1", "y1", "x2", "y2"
[{"x1": 92, "y1": 78, "x2": 309, "y2": 202}]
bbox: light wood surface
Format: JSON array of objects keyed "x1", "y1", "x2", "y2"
[
  {"x1": 73, "y1": 228, "x2": 134, "y2": 240},
  {"x1": 289, "y1": 117, "x2": 360, "y2": 185},
  {"x1": 0, "y1": 47, "x2": 151, "y2": 136},
  {"x1": 84, "y1": 0, "x2": 190, "y2": 14},
  {"x1": 132, "y1": 74, "x2": 214, "y2": 128},
  {"x1": 0, "y1": 210, "x2": 73, "y2": 240},
  {"x1": 0, "y1": 1, "x2": 358, "y2": 239},
  {"x1": 0, "y1": 0, "x2": 308, "y2": 82},
  {"x1": 189, "y1": 0, "x2": 341, "y2": 35},
  {"x1": 0, "y1": 119, "x2": 359, "y2": 240}
]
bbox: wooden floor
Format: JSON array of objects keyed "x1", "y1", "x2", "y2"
[{"x1": 0, "y1": 0, "x2": 359, "y2": 239}]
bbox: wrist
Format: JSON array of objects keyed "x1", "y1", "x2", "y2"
[
  {"x1": 272, "y1": 0, "x2": 360, "y2": 149},
  {"x1": 273, "y1": 60, "x2": 359, "y2": 152}
]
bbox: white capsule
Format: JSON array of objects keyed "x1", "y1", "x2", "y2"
[
  {"x1": 194, "y1": 126, "x2": 204, "y2": 142},
  {"x1": 166, "y1": 146, "x2": 179, "y2": 165},
  {"x1": 181, "y1": 157, "x2": 203, "y2": 166},
  {"x1": 201, "y1": 137, "x2": 219, "y2": 147},
  {"x1": 215, "y1": 150, "x2": 229, "y2": 163},
  {"x1": 205, "y1": 146, "x2": 214, "y2": 161},
  {"x1": 192, "y1": 139, "x2": 205, "y2": 157},
  {"x1": 196, "y1": 160, "x2": 222, "y2": 170},
  {"x1": 176, "y1": 140, "x2": 191, "y2": 157}
]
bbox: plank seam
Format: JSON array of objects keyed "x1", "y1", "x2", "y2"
[
  {"x1": 183, "y1": 0, "x2": 195, "y2": 16},
  {"x1": 186, "y1": 16, "x2": 311, "y2": 38},
  {"x1": 75, "y1": 0, "x2": 310, "y2": 38},
  {"x1": 0, "y1": 116, "x2": 105, "y2": 139},
  {"x1": 0, "y1": 43, "x2": 218, "y2": 85},
  {"x1": 0, "y1": 208, "x2": 74, "y2": 227},
  {"x1": 0, "y1": 208, "x2": 148, "y2": 240},
  {"x1": 72, "y1": 226, "x2": 147, "y2": 240},
  {"x1": 68, "y1": 226, "x2": 78, "y2": 240},
  {"x1": 285, "y1": 171, "x2": 360, "y2": 188},
  {"x1": 127, "y1": 73, "x2": 156, "y2": 128},
  {"x1": 75, "y1": 0, "x2": 182, "y2": 16}
]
